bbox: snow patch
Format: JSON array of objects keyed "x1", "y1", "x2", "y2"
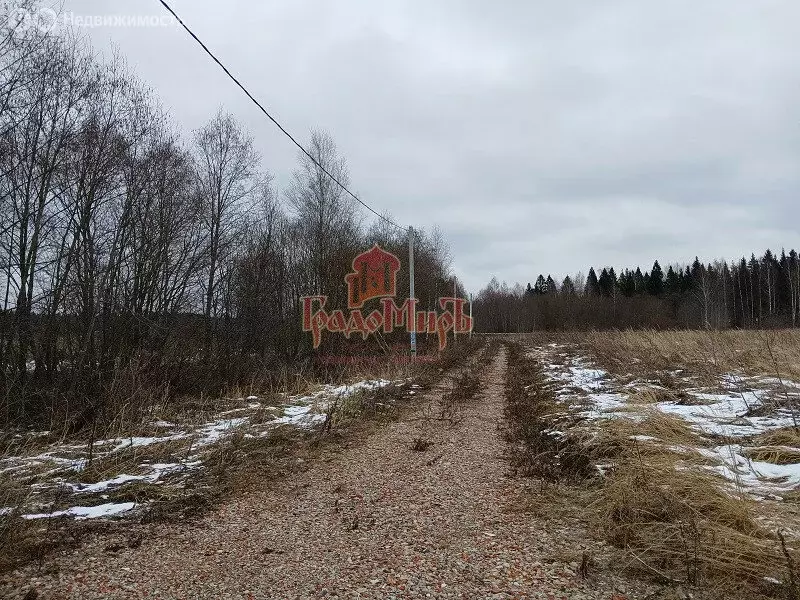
[
  {"x1": 23, "y1": 502, "x2": 136, "y2": 520},
  {"x1": 698, "y1": 444, "x2": 800, "y2": 494}
]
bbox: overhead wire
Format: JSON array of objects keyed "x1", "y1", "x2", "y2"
[{"x1": 157, "y1": 0, "x2": 410, "y2": 235}]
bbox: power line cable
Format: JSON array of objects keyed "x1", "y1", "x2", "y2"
[{"x1": 157, "y1": 0, "x2": 408, "y2": 233}]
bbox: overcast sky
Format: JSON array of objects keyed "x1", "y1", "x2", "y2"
[{"x1": 57, "y1": 0, "x2": 800, "y2": 292}]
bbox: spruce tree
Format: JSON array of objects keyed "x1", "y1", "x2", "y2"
[
  {"x1": 682, "y1": 266, "x2": 692, "y2": 293},
  {"x1": 585, "y1": 268, "x2": 600, "y2": 296},
  {"x1": 665, "y1": 265, "x2": 680, "y2": 294},
  {"x1": 648, "y1": 261, "x2": 664, "y2": 295},
  {"x1": 598, "y1": 268, "x2": 612, "y2": 297},
  {"x1": 534, "y1": 274, "x2": 547, "y2": 295},
  {"x1": 546, "y1": 275, "x2": 558, "y2": 295},
  {"x1": 618, "y1": 270, "x2": 635, "y2": 297},
  {"x1": 691, "y1": 257, "x2": 704, "y2": 280},
  {"x1": 633, "y1": 267, "x2": 645, "y2": 294},
  {"x1": 561, "y1": 276, "x2": 576, "y2": 296}
]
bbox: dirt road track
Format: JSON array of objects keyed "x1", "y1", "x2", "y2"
[{"x1": 8, "y1": 345, "x2": 652, "y2": 599}]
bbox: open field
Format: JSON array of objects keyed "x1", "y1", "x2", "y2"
[
  {"x1": 507, "y1": 329, "x2": 800, "y2": 598},
  {"x1": 3, "y1": 331, "x2": 800, "y2": 599}
]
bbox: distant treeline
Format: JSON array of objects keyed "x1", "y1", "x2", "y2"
[{"x1": 473, "y1": 249, "x2": 800, "y2": 332}]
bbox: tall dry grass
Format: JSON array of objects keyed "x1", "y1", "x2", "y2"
[
  {"x1": 573, "y1": 330, "x2": 800, "y2": 596},
  {"x1": 505, "y1": 332, "x2": 800, "y2": 596},
  {"x1": 503, "y1": 342, "x2": 594, "y2": 482},
  {"x1": 594, "y1": 448, "x2": 798, "y2": 595},
  {"x1": 584, "y1": 329, "x2": 800, "y2": 384}
]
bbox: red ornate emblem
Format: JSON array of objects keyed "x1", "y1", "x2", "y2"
[{"x1": 345, "y1": 244, "x2": 401, "y2": 309}]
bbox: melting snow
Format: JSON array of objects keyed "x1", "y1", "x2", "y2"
[
  {"x1": 544, "y1": 360, "x2": 625, "y2": 417},
  {"x1": 67, "y1": 462, "x2": 194, "y2": 494},
  {"x1": 538, "y1": 346, "x2": 800, "y2": 497},
  {"x1": 195, "y1": 418, "x2": 249, "y2": 446},
  {"x1": 23, "y1": 502, "x2": 136, "y2": 520},
  {"x1": 567, "y1": 367, "x2": 607, "y2": 392},
  {"x1": 2, "y1": 378, "x2": 400, "y2": 520},
  {"x1": 101, "y1": 433, "x2": 189, "y2": 452},
  {"x1": 698, "y1": 444, "x2": 800, "y2": 494},
  {"x1": 274, "y1": 379, "x2": 394, "y2": 428}
]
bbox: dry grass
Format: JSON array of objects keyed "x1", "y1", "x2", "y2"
[
  {"x1": 593, "y1": 450, "x2": 799, "y2": 594},
  {"x1": 512, "y1": 332, "x2": 800, "y2": 597},
  {"x1": 589, "y1": 408, "x2": 707, "y2": 463},
  {"x1": 584, "y1": 329, "x2": 800, "y2": 385},
  {"x1": 0, "y1": 479, "x2": 35, "y2": 571},
  {"x1": 744, "y1": 446, "x2": 800, "y2": 466},
  {"x1": 76, "y1": 438, "x2": 192, "y2": 484},
  {"x1": 438, "y1": 370, "x2": 482, "y2": 424},
  {"x1": 567, "y1": 331, "x2": 800, "y2": 594},
  {"x1": 504, "y1": 342, "x2": 594, "y2": 482},
  {"x1": 0, "y1": 342, "x2": 476, "y2": 574},
  {"x1": 755, "y1": 427, "x2": 800, "y2": 448},
  {"x1": 626, "y1": 386, "x2": 698, "y2": 406},
  {"x1": 322, "y1": 382, "x2": 411, "y2": 432}
]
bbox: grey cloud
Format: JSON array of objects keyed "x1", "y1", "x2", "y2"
[{"x1": 64, "y1": 0, "x2": 800, "y2": 291}]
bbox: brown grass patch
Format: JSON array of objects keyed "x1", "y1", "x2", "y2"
[
  {"x1": 0, "y1": 476, "x2": 35, "y2": 572},
  {"x1": 76, "y1": 438, "x2": 192, "y2": 484},
  {"x1": 595, "y1": 450, "x2": 799, "y2": 594},
  {"x1": 504, "y1": 342, "x2": 594, "y2": 482},
  {"x1": 589, "y1": 408, "x2": 706, "y2": 462},
  {"x1": 755, "y1": 427, "x2": 800, "y2": 448},
  {"x1": 584, "y1": 329, "x2": 800, "y2": 385},
  {"x1": 627, "y1": 386, "x2": 697, "y2": 405},
  {"x1": 744, "y1": 446, "x2": 800, "y2": 466}
]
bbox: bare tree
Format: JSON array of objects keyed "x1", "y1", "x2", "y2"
[
  {"x1": 0, "y1": 33, "x2": 89, "y2": 392},
  {"x1": 193, "y1": 109, "x2": 260, "y2": 352},
  {"x1": 285, "y1": 130, "x2": 360, "y2": 302}
]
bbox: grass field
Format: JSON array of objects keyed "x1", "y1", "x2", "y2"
[{"x1": 508, "y1": 329, "x2": 800, "y2": 599}]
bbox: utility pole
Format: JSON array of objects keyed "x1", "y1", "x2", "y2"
[
  {"x1": 409, "y1": 226, "x2": 416, "y2": 359},
  {"x1": 452, "y1": 276, "x2": 457, "y2": 345},
  {"x1": 469, "y1": 292, "x2": 473, "y2": 340}
]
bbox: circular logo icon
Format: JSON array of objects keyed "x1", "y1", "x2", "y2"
[
  {"x1": 6, "y1": 7, "x2": 33, "y2": 33},
  {"x1": 33, "y1": 6, "x2": 57, "y2": 32},
  {"x1": 5, "y1": 5, "x2": 58, "y2": 34}
]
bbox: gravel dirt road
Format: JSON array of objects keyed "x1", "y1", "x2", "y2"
[{"x1": 5, "y1": 345, "x2": 659, "y2": 599}]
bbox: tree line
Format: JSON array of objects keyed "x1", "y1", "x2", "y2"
[
  {"x1": 0, "y1": 9, "x2": 455, "y2": 427},
  {"x1": 474, "y1": 249, "x2": 800, "y2": 333}
]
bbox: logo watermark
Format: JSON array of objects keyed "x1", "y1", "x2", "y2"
[
  {"x1": 4, "y1": 3, "x2": 178, "y2": 34},
  {"x1": 301, "y1": 244, "x2": 473, "y2": 352}
]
